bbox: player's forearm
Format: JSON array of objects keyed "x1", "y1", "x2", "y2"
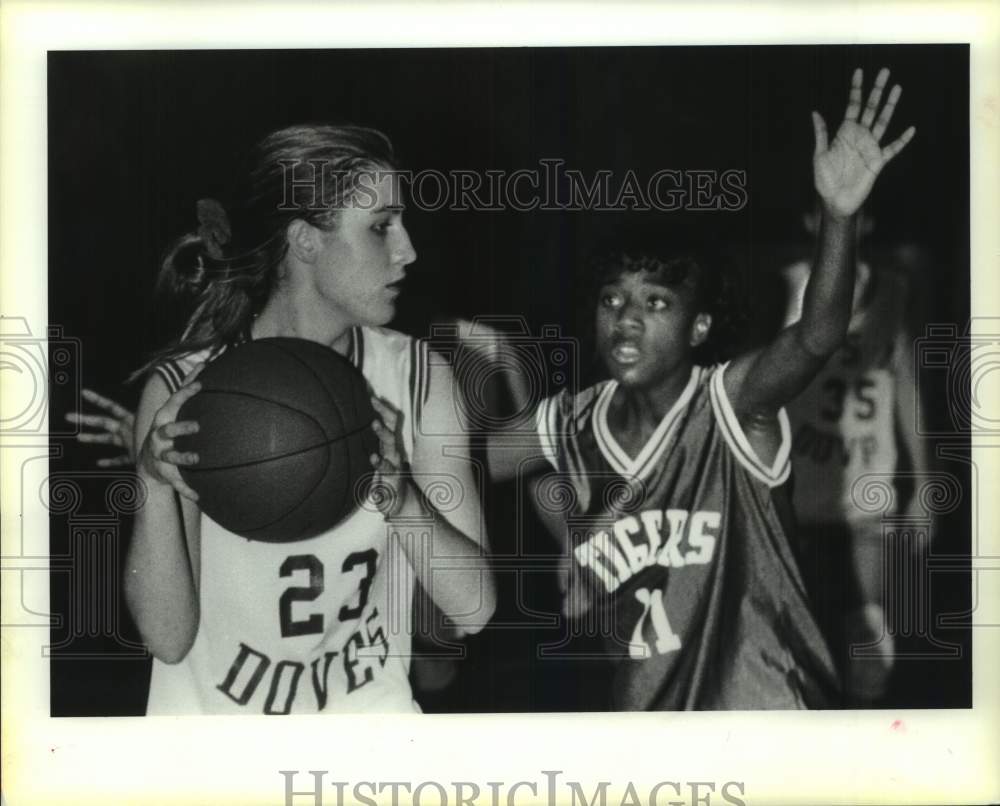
[
  {"x1": 725, "y1": 208, "x2": 856, "y2": 418},
  {"x1": 125, "y1": 479, "x2": 200, "y2": 663},
  {"x1": 486, "y1": 426, "x2": 550, "y2": 484},
  {"x1": 389, "y1": 490, "x2": 496, "y2": 635},
  {"x1": 797, "y1": 208, "x2": 857, "y2": 357}
]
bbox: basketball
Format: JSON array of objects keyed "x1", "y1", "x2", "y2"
[{"x1": 173, "y1": 338, "x2": 379, "y2": 543}]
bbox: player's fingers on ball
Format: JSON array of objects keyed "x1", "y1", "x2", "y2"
[
  {"x1": 153, "y1": 422, "x2": 174, "y2": 445},
  {"x1": 162, "y1": 448, "x2": 200, "y2": 467},
  {"x1": 150, "y1": 431, "x2": 178, "y2": 461},
  {"x1": 378, "y1": 455, "x2": 400, "y2": 478},
  {"x1": 162, "y1": 419, "x2": 200, "y2": 439},
  {"x1": 371, "y1": 419, "x2": 396, "y2": 454},
  {"x1": 151, "y1": 404, "x2": 179, "y2": 429},
  {"x1": 371, "y1": 397, "x2": 398, "y2": 427},
  {"x1": 374, "y1": 449, "x2": 396, "y2": 471},
  {"x1": 159, "y1": 388, "x2": 200, "y2": 425},
  {"x1": 169, "y1": 380, "x2": 203, "y2": 410},
  {"x1": 376, "y1": 430, "x2": 401, "y2": 465},
  {"x1": 379, "y1": 405, "x2": 399, "y2": 431},
  {"x1": 173, "y1": 479, "x2": 200, "y2": 502}
]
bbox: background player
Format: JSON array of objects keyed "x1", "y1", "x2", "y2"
[
  {"x1": 779, "y1": 209, "x2": 930, "y2": 705},
  {"x1": 487, "y1": 68, "x2": 915, "y2": 709}
]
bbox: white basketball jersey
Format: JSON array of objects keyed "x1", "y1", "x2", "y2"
[
  {"x1": 783, "y1": 261, "x2": 907, "y2": 527},
  {"x1": 146, "y1": 326, "x2": 429, "y2": 714}
]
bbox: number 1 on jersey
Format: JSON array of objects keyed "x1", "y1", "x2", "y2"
[{"x1": 630, "y1": 587, "x2": 681, "y2": 659}]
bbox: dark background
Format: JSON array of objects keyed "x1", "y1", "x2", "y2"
[{"x1": 48, "y1": 45, "x2": 971, "y2": 715}]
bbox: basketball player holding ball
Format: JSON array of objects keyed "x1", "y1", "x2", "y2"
[
  {"x1": 489, "y1": 69, "x2": 915, "y2": 709},
  {"x1": 126, "y1": 125, "x2": 496, "y2": 715}
]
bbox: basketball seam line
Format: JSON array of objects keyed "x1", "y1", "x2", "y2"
[
  {"x1": 202, "y1": 428, "x2": 369, "y2": 541},
  {"x1": 229, "y1": 439, "x2": 353, "y2": 539},
  {"x1": 183, "y1": 420, "x2": 374, "y2": 472},
  {"x1": 272, "y1": 337, "x2": 370, "y2": 423},
  {"x1": 188, "y1": 388, "x2": 330, "y2": 436},
  {"x1": 196, "y1": 339, "x2": 362, "y2": 439}
]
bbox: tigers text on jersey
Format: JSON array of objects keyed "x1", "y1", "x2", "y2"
[
  {"x1": 147, "y1": 327, "x2": 430, "y2": 715},
  {"x1": 536, "y1": 364, "x2": 839, "y2": 710}
]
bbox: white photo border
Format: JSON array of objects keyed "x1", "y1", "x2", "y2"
[{"x1": 2, "y1": 1, "x2": 998, "y2": 804}]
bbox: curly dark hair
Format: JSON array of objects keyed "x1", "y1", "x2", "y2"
[{"x1": 576, "y1": 223, "x2": 749, "y2": 380}]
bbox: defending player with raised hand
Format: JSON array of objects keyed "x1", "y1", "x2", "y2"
[
  {"x1": 725, "y1": 67, "x2": 915, "y2": 429},
  {"x1": 491, "y1": 68, "x2": 915, "y2": 709}
]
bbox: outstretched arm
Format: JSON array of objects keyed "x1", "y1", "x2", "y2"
[{"x1": 725, "y1": 68, "x2": 916, "y2": 422}]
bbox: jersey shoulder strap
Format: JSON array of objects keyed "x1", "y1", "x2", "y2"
[
  {"x1": 707, "y1": 362, "x2": 792, "y2": 487},
  {"x1": 151, "y1": 325, "x2": 252, "y2": 394},
  {"x1": 536, "y1": 382, "x2": 605, "y2": 474},
  {"x1": 152, "y1": 347, "x2": 213, "y2": 394}
]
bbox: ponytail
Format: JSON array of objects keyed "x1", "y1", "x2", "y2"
[
  {"x1": 154, "y1": 198, "x2": 236, "y2": 314},
  {"x1": 155, "y1": 232, "x2": 208, "y2": 308},
  {"x1": 132, "y1": 123, "x2": 397, "y2": 384},
  {"x1": 132, "y1": 197, "x2": 273, "y2": 382}
]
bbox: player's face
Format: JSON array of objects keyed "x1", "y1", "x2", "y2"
[
  {"x1": 595, "y1": 270, "x2": 710, "y2": 389},
  {"x1": 313, "y1": 172, "x2": 417, "y2": 327}
]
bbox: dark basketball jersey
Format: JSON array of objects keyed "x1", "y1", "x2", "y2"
[{"x1": 536, "y1": 364, "x2": 839, "y2": 710}]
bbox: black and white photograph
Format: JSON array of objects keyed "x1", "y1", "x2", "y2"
[{"x1": 2, "y1": 2, "x2": 998, "y2": 805}]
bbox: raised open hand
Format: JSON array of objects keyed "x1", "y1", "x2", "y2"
[{"x1": 813, "y1": 68, "x2": 916, "y2": 218}]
